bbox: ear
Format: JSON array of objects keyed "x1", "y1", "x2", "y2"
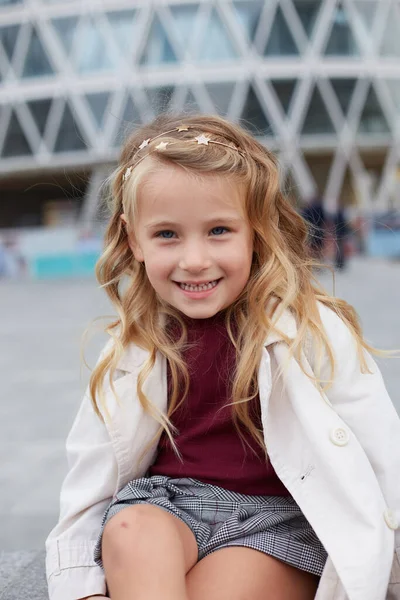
[{"x1": 120, "y1": 213, "x2": 144, "y2": 263}]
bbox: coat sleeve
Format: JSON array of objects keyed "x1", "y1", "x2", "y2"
[
  {"x1": 312, "y1": 303, "x2": 400, "y2": 551},
  {"x1": 46, "y1": 344, "x2": 120, "y2": 600}
]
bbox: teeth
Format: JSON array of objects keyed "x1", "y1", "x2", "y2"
[{"x1": 180, "y1": 279, "x2": 219, "y2": 292}]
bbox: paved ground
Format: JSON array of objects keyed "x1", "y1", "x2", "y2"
[{"x1": 0, "y1": 256, "x2": 399, "y2": 553}]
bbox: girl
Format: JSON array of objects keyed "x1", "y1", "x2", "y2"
[{"x1": 46, "y1": 114, "x2": 400, "y2": 600}]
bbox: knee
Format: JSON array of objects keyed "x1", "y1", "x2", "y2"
[{"x1": 102, "y1": 504, "x2": 176, "y2": 562}]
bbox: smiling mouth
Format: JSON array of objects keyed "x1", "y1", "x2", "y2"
[{"x1": 175, "y1": 279, "x2": 221, "y2": 291}]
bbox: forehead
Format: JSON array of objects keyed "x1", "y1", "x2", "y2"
[{"x1": 137, "y1": 165, "x2": 246, "y2": 220}]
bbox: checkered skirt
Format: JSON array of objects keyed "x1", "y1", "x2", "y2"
[{"x1": 94, "y1": 475, "x2": 327, "y2": 576}]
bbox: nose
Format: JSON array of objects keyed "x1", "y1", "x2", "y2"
[{"x1": 178, "y1": 240, "x2": 212, "y2": 272}]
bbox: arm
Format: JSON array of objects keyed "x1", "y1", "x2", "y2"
[
  {"x1": 312, "y1": 303, "x2": 400, "y2": 548},
  {"x1": 46, "y1": 379, "x2": 119, "y2": 600}
]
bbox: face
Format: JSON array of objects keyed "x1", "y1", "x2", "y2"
[{"x1": 126, "y1": 165, "x2": 253, "y2": 320}]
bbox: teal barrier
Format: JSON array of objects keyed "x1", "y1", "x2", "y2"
[
  {"x1": 32, "y1": 252, "x2": 100, "y2": 279},
  {"x1": 366, "y1": 230, "x2": 400, "y2": 258}
]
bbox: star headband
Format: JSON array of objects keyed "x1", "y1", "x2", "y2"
[{"x1": 122, "y1": 125, "x2": 245, "y2": 183}]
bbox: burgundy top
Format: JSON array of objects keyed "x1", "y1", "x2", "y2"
[{"x1": 149, "y1": 309, "x2": 290, "y2": 496}]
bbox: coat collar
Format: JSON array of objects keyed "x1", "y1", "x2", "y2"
[{"x1": 116, "y1": 306, "x2": 297, "y2": 373}]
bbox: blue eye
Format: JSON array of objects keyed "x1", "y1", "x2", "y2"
[
  {"x1": 155, "y1": 230, "x2": 175, "y2": 239},
  {"x1": 155, "y1": 226, "x2": 230, "y2": 239},
  {"x1": 211, "y1": 226, "x2": 229, "y2": 236}
]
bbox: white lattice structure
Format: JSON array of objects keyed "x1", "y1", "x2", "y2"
[{"x1": 1, "y1": 0, "x2": 400, "y2": 228}]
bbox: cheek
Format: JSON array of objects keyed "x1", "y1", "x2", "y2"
[
  {"x1": 144, "y1": 251, "x2": 174, "y2": 279},
  {"x1": 223, "y1": 240, "x2": 253, "y2": 268}
]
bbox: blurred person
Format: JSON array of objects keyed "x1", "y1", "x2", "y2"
[
  {"x1": 0, "y1": 234, "x2": 26, "y2": 277},
  {"x1": 0, "y1": 239, "x2": 7, "y2": 277},
  {"x1": 333, "y1": 207, "x2": 352, "y2": 270},
  {"x1": 46, "y1": 114, "x2": 400, "y2": 600},
  {"x1": 301, "y1": 196, "x2": 326, "y2": 262},
  {"x1": 351, "y1": 212, "x2": 367, "y2": 255}
]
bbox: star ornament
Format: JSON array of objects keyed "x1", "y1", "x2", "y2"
[
  {"x1": 123, "y1": 166, "x2": 133, "y2": 182},
  {"x1": 139, "y1": 138, "x2": 150, "y2": 150},
  {"x1": 177, "y1": 125, "x2": 189, "y2": 132},
  {"x1": 155, "y1": 141, "x2": 169, "y2": 151},
  {"x1": 195, "y1": 134, "x2": 210, "y2": 146}
]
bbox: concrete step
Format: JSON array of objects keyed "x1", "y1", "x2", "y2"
[{"x1": 0, "y1": 551, "x2": 46, "y2": 600}]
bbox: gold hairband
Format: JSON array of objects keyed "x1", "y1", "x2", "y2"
[{"x1": 122, "y1": 125, "x2": 244, "y2": 183}]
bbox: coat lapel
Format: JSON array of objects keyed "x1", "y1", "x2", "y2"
[{"x1": 110, "y1": 348, "x2": 168, "y2": 487}]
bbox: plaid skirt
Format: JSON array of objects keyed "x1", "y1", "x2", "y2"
[{"x1": 94, "y1": 475, "x2": 327, "y2": 576}]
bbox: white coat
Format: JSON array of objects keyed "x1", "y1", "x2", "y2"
[{"x1": 45, "y1": 302, "x2": 400, "y2": 600}]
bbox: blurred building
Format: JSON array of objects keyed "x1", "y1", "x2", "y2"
[{"x1": 1, "y1": 0, "x2": 400, "y2": 232}]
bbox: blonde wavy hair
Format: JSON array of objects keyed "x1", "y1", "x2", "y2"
[{"x1": 90, "y1": 113, "x2": 380, "y2": 459}]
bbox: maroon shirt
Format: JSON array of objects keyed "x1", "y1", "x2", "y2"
[{"x1": 149, "y1": 310, "x2": 290, "y2": 496}]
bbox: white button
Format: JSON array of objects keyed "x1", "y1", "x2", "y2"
[
  {"x1": 384, "y1": 509, "x2": 399, "y2": 530},
  {"x1": 330, "y1": 427, "x2": 350, "y2": 446}
]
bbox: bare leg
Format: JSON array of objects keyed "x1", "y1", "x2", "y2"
[
  {"x1": 186, "y1": 547, "x2": 319, "y2": 600},
  {"x1": 102, "y1": 504, "x2": 198, "y2": 600}
]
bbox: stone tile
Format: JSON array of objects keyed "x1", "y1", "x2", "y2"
[
  {"x1": 0, "y1": 550, "x2": 39, "y2": 594},
  {"x1": 0, "y1": 550, "x2": 46, "y2": 599}
]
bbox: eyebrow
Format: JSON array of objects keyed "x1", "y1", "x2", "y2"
[{"x1": 145, "y1": 217, "x2": 242, "y2": 229}]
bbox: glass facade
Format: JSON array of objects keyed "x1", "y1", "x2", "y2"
[
  {"x1": 0, "y1": 0, "x2": 399, "y2": 220},
  {"x1": 324, "y1": 4, "x2": 360, "y2": 56}
]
